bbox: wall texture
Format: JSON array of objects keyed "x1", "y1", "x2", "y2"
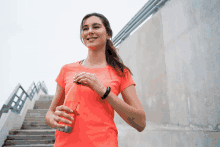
[{"x1": 114, "y1": 0, "x2": 220, "y2": 145}]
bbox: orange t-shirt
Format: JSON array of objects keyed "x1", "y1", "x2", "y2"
[{"x1": 54, "y1": 61, "x2": 136, "y2": 147}]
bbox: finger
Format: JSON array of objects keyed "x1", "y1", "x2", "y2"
[
  {"x1": 61, "y1": 110, "x2": 74, "y2": 122},
  {"x1": 55, "y1": 105, "x2": 60, "y2": 110},
  {"x1": 54, "y1": 119, "x2": 66, "y2": 128},
  {"x1": 74, "y1": 75, "x2": 82, "y2": 83},
  {"x1": 55, "y1": 114, "x2": 73, "y2": 126},
  {"x1": 74, "y1": 73, "x2": 81, "y2": 81},
  {"x1": 86, "y1": 72, "x2": 91, "y2": 75},
  {"x1": 50, "y1": 114, "x2": 65, "y2": 128},
  {"x1": 74, "y1": 72, "x2": 87, "y2": 81},
  {"x1": 75, "y1": 74, "x2": 87, "y2": 83},
  {"x1": 62, "y1": 105, "x2": 74, "y2": 113},
  {"x1": 79, "y1": 78, "x2": 93, "y2": 89},
  {"x1": 78, "y1": 77, "x2": 88, "y2": 84},
  {"x1": 56, "y1": 105, "x2": 73, "y2": 113},
  {"x1": 56, "y1": 105, "x2": 63, "y2": 111},
  {"x1": 77, "y1": 72, "x2": 85, "y2": 77},
  {"x1": 56, "y1": 106, "x2": 74, "y2": 121},
  {"x1": 51, "y1": 114, "x2": 56, "y2": 119}
]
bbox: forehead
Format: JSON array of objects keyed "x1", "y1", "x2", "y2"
[{"x1": 83, "y1": 16, "x2": 103, "y2": 26}]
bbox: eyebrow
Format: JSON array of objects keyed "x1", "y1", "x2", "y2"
[{"x1": 82, "y1": 23, "x2": 101, "y2": 28}]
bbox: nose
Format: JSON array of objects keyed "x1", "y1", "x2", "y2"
[{"x1": 88, "y1": 27, "x2": 94, "y2": 34}]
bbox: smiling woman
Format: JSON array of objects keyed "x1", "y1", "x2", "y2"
[
  {"x1": 81, "y1": 16, "x2": 111, "y2": 51},
  {"x1": 45, "y1": 12, "x2": 146, "y2": 147}
]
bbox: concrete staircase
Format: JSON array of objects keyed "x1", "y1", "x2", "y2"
[
  {"x1": 2, "y1": 95, "x2": 56, "y2": 147},
  {"x1": 2, "y1": 94, "x2": 220, "y2": 146}
]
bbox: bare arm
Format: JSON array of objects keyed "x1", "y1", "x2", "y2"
[
  {"x1": 102, "y1": 85, "x2": 146, "y2": 132},
  {"x1": 45, "y1": 84, "x2": 73, "y2": 128},
  {"x1": 48, "y1": 84, "x2": 65, "y2": 112}
]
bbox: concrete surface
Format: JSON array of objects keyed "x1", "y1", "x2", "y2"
[
  {"x1": 114, "y1": 0, "x2": 220, "y2": 146},
  {"x1": 0, "y1": 89, "x2": 46, "y2": 147},
  {"x1": 117, "y1": 124, "x2": 220, "y2": 147}
]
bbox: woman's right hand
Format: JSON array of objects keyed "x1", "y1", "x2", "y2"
[{"x1": 45, "y1": 105, "x2": 74, "y2": 128}]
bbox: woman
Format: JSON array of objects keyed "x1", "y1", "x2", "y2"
[{"x1": 45, "y1": 12, "x2": 146, "y2": 147}]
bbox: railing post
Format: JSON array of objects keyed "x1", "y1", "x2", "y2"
[{"x1": 0, "y1": 81, "x2": 48, "y2": 119}]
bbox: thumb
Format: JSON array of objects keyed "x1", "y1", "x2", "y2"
[
  {"x1": 51, "y1": 120, "x2": 59, "y2": 128},
  {"x1": 49, "y1": 114, "x2": 58, "y2": 128}
]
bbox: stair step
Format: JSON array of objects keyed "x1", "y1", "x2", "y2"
[
  {"x1": 24, "y1": 117, "x2": 47, "y2": 122},
  {"x1": 9, "y1": 129, "x2": 56, "y2": 135},
  {"x1": 25, "y1": 109, "x2": 48, "y2": 117},
  {"x1": 4, "y1": 139, "x2": 55, "y2": 145},
  {"x1": 7, "y1": 135, "x2": 55, "y2": 140},
  {"x1": 33, "y1": 101, "x2": 52, "y2": 109},
  {"x1": 22, "y1": 121, "x2": 48, "y2": 126},
  {"x1": 39, "y1": 95, "x2": 54, "y2": 101},
  {"x1": 21, "y1": 125, "x2": 52, "y2": 130},
  {"x1": 3, "y1": 144, "x2": 54, "y2": 147}
]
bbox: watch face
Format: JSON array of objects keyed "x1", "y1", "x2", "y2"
[
  {"x1": 101, "y1": 87, "x2": 111, "y2": 99},
  {"x1": 58, "y1": 126, "x2": 72, "y2": 133}
]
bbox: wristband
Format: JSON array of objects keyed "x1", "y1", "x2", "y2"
[{"x1": 101, "y1": 87, "x2": 111, "y2": 99}]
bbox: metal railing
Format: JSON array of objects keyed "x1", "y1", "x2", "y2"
[
  {"x1": 0, "y1": 81, "x2": 48, "y2": 119},
  {"x1": 112, "y1": 0, "x2": 169, "y2": 47}
]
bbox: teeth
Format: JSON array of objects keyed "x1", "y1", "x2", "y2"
[{"x1": 88, "y1": 37, "x2": 97, "y2": 40}]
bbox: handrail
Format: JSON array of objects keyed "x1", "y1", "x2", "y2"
[
  {"x1": 0, "y1": 81, "x2": 48, "y2": 119},
  {"x1": 112, "y1": 0, "x2": 169, "y2": 47},
  {"x1": 39, "y1": 81, "x2": 48, "y2": 95}
]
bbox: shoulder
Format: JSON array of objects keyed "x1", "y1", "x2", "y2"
[
  {"x1": 61, "y1": 61, "x2": 80, "y2": 70},
  {"x1": 108, "y1": 66, "x2": 130, "y2": 82}
]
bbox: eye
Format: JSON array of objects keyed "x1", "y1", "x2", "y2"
[
  {"x1": 94, "y1": 26, "x2": 100, "y2": 29},
  {"x1": 83, "y1": 28, "x2": 88, "y2": 31}
]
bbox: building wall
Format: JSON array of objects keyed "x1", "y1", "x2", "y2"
[{"x1": 114, "y1": 0, "x2": 220, "y2": 131}]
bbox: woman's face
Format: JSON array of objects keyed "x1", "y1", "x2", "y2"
[{"x1": 81, "y1": 16, "x2": 110, "y2": 50}]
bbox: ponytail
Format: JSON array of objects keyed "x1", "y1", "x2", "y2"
[{"x1": 105, "y1": 39, "x2": 133, "y2": 77}]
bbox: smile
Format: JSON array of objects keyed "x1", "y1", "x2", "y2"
[{"x1": 87, "y1": 37, "x2": 98, "y2": 41}]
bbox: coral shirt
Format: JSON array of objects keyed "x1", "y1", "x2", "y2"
[{"x1": 54, "y1": 61, "x2": 136, "y2": 147}]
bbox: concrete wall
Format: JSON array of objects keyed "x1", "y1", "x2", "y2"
[
  {"x1": 114, "y1": 0, "x2": 220, "y2": 146},
  {"x1": 0, "y1": 89, "x2": 46, "y2": 147}
]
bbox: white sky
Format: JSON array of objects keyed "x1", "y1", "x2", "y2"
[{"x1": 0, "y1": 0, "x2": 149, "y2": 110}]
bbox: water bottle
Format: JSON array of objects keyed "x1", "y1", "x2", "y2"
[{"x1": 57, "y1": 83, "x2": 81, "y2": 133}]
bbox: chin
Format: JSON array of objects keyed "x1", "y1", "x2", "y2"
[
  {"x1": 86, "y1": 41, "x2": 106, "y2": 50},
  {"x1": 89, "y1": 46, "x2": 97, "y2": 50},
  {"x1": 87, "y1": 44, "x2": 103, "y2": 50}
]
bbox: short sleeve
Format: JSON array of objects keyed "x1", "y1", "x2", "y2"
[
  {"x1": 55, "y1": 65, "x2": 66, "y2": 89},
  {"x1": 119, "y1": 69, "x2": 136, "y2": 93}
]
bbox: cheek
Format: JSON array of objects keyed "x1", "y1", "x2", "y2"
[
  {"x1": 99, "y1": 33, "x2": 107, "y2": 41},
  {"x1": 82, "y1": 33, "x2": 86, "y2": 39},
  {"x1": 82, "y1": 34, "x2": 87, "y2": 44}
]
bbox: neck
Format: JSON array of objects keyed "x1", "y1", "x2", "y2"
[{"x1": 85, "y1": 44, "x2": 107, "y2": 66}]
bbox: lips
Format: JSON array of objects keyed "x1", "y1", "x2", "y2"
[{"x1": 87, "y1": 37, "x2": 98, "y2": 40}]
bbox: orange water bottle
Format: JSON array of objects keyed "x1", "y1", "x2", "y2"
[{"x1": 57, "y1": 83, "x2": 81, "y2": 133}]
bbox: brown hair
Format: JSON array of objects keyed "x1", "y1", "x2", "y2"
[{"x1": 80, "y1": 12, "x2": 133, "y2": 77}]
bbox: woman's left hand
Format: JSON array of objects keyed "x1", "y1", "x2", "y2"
[{"x1": 73, "y1": 72, "x2": 106, "y2": 96}]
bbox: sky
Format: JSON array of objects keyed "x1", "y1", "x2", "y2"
[{"x1": 0, "y1": 0, "x2": 150, "y2": 110}]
